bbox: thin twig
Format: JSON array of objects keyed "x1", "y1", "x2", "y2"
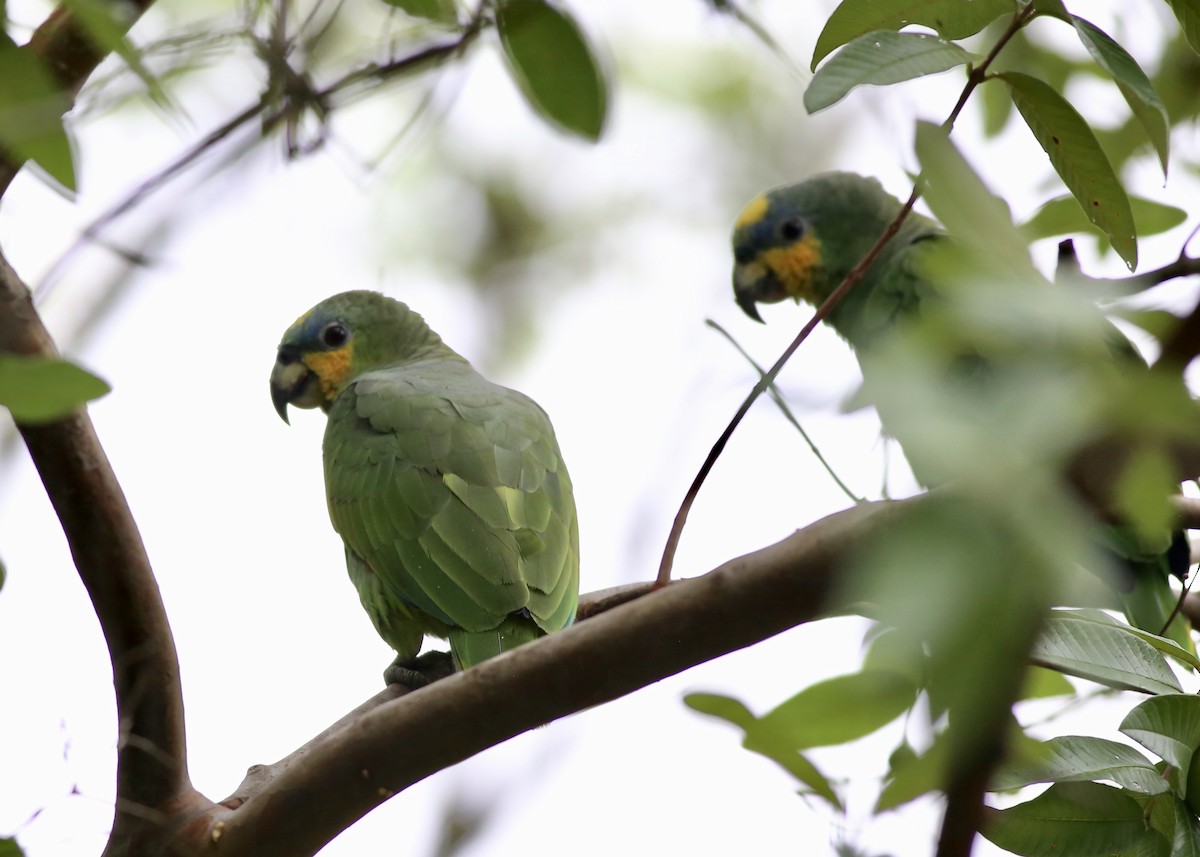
[{"x1": 705, "y1": 318, "x2": 861, "y2": 503}]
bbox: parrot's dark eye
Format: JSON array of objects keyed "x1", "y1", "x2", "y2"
[
  {"x1": 321, "y1": 323, "x2": 349, "y2": 348},
  {"x1": 780, "y1": 218, "x2": 806, "y2": 242}
]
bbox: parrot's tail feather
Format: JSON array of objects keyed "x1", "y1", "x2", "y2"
[{"x1": 449, "y1": 615, "x2": 544, "y2": 670}]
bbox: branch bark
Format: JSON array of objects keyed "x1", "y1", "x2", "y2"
[{"x1": 0, "y1": 251, "x2": 200, "y2": 851}]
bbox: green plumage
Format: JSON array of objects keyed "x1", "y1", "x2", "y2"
[
  {"x1": 271, "y1": 291, "x2": 579, "y2": 680},
  {"x1": 732, "y1": 172, "x2": 1191, "y2": 647}
]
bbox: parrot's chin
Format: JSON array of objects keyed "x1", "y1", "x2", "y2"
[
  {"x1": 270, "y1": 364, "x2": 323, "y2": 423},
  {"x1": 733, "y1": 262, "x2": 788, "y2": 323}
]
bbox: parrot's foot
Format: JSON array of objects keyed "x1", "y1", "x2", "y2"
[{"x1": 383, "y1": 651, "x2": 454, "y2": 688}]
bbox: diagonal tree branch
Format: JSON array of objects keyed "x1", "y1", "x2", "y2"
[{"x1": 0, "y1": 250, "x2": 202, "y2": 850}]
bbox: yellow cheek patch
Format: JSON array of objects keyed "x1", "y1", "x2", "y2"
[
  {"x1": 762, "y1": 235, "x2": 822, "y2": 303},
  {"x1": 302, "y1": 344, "x2": 354, "y2": 402},
  {"x1": 735, "y1": 195, "x2": 769, "y2": 229}
]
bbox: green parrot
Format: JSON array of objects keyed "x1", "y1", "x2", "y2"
[
  {"x1": 730, "y1": 171, "x2": 1191, "y2": 644},
  {"x1": 269, "y1": 290, "x2": 579, "y2": 686}
]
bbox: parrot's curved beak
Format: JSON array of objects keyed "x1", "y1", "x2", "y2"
[
  {"x1": 270, "y1": 346, "x2": 322, "y2": 424},
  {"x1": 733, "y1": 259, "x2": 782, "y2": 323}
]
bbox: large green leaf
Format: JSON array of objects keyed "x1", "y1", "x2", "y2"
[
  {"x1": 1167, "y1": 0, "x2": 1200, "y2": 55},
  {"x1": 1066, "y1": 16, "x2": 1170, "y2": 175},
  {"x1": 754, "y1": 670, "x2": 916, "y2": 750},
  {"x1": 0, "y1": 838, "x2": 24, "y2": 857},
  {"x1": 981, "y1": 782, "x2": 1168, "y2": 857},
  {"x1": 804, "y1": 30, "x2": 974, "y2": 113},
  {"x1": 496, "y1": 0, "x2": 607, "y2": 141},
  {"x1": 1022, "y1": 195, "x2": 1186, "y2": 243},
  {"x1": 1171, "y1": 798, "x2": 1200, "y2": 857},
  {"x1": 991, "y1": 735, "x2": 1169, "y2": 796},
  {"x1": 0, "y1": 354, "x2": 110, "y2": 423},
  {"x1": 381, "y1": 0, "x2": 458, "y2": 25},
  {"x1": 811, "y1": 0, "x2": 1014, "y2": 69},
  {"x1": 1052, "y1": 609, "x2": 1200, "y2": 673},
  {"x1": 1000, "y1": 71, "x2": 1137, "y2": 269},
  {"x1": 1031, "y1": 612, "x2": 1182, "y2": 695},
  {"x1": 1120, "y1": 695, "x2": 1200, "y2": 790},
  {"x1": 0, "y1": 35, "x2": 76, "y2": 191}
]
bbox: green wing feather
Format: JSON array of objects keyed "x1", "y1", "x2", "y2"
[{"x1": 324, "y1": 356, "x2": 579, "y2": 668}]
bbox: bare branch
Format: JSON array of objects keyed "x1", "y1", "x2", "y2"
[{"x1": 0, "y1": 251, "x2": 200, "y2": 854}]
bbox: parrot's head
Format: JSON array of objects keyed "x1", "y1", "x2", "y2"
[
  {"x1": 731, "y1": 172, "x2": 900, "y2": 322},
  {"x1": 270, "y1": 290, "x2": 444, "y2": 423}
]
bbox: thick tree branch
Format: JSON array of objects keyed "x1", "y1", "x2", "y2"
[
  {"x1": 178, "y1": 501, "x2": 904, "y2": 857},
  {"x1": 0, "y1": 251, "x2": 199, "y2": 853}
]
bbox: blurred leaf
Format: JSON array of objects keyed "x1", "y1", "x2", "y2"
[
  {"x1": 1167, "y1": 0, "x2": 1200, "y2": 56},
  {"x1": 496, "y1": 0, "x2": 607, "y2": 141},
  {"x1": 1109, "y1": 308, "x2": 1182, "y2": 342},
  {"x1": 1018, "y1": 666, "x2": 1076, "y2": 700},
  {"x1": 1112, "y1": 448, "x2": 1178, "y2": 549},
  {"x1": 876, "y1": 735, "x2": 949, "y2": 812},
  {"x1": 685, "y1": 691, "x2": 842, "y2": 807},
  {"x1": 0, "y1": 555, "x2": 5, "y2": 593},
  {"x1": 381, "y1": 0, "x2": 458, "y2": 25},
  {"x1": 0, "y1": 839, "x2": 23, "y2": 857},
  {"x1": 1021, "y1": 195, "x2": 1186, "y2": 242},
  {"x1": 0, "y1": 34, "x2": 76, "y2": 191},
  {"x1": 1000, "y1": 71, "x2": 1136, "y2": 269},
  {"x1": 1120, "y1": 695, "x2": 1200, "y2": 788},
  {"x1": 58, "y1": 0, "x2": 173, "y2": 109},
  {"x1": 981, "y1": 782, "x2": 1168, "y2": 856},
  {"x1": 991, "y1": 735, "x2": 1168, "y2": 795},
  {"x1": 804, "y1": 30, "x2": 974, "y2": 114},
  {"x1": 754, "y1": 670, "x2": 917, "y2": 749},
  {"x1": 0, "y1": 354, "x2": 110, "y2": 424},
  {"x1": 685, "y1": 692, "x2": 757, "y2": 731},
  {"x1": 811, "y1": 0, "x2": 1014, "y2": 69},
  {"x1": 1067, "y1": 16, "x2": 1170, "y2": 175},
  {"x1": 1032, "y1": 613, "x2": 1182, "y2": 694}
]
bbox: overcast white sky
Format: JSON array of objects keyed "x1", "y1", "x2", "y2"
[{"x1": 2, "y1": 1, "x2": 1199, "y2": 856}]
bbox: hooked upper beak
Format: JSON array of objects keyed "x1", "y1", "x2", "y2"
[
  {"x1": 733, "y1": 259, "x2": 783, "y2": 324},
  {"x1": 270, "y1": 345, "x2": 319, "y2": 424}
]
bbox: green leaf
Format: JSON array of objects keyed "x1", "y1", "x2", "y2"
[
  {"x1": 1120, "y1": 695, "x2": 1200, "y2": 789},
  {"x1": 999, "y1": 71, "x2": 1137, "y2": 269},
  {"x1": 685, "y1": 691, "x2": 842, "y2": 808},
  {"x1": 1031, "y1": 612, "x2": 1182, "y2": 695},
  {"x1": 981, "y1": 782, "x2": 1168, "y2": 857},
  {"x1": 1052, "y1": 609, "x2": 1200, "y2": 673},
  {"x1": 1171, "y1": 798, "x2": 1200, "y2": 857},
  {"x1": 877, "y1": 737, "x2": 950, "y2": 812},
  {"x1": 0, "y1": 354, "x2": 110, "y2": 423},
  {"x1": 0, "y1": 35, "x2": 76, "y2": 191},
  {"x1": 57, "y1": 0, "x2": 173, "y2": 109},
  {"x1": 496, "y1": 0, "x2": 607, "y2": 141},
  {"x1": 1067, "y1": 16, "x2": 1170, "y2": 175},
  {"x1": 1019, "y1": 666, "x2": 1076, "y2": 700},
  {"x1": 684, "y1": 692, "x2": 757, "y2": 731},
  {"x1": 991, "y1": 735, "x2": 1169, "y2": 796},
  {"x1": 804, "y1": 30, "x2": 975, "y2": 114},
  {"x1": 0, "y1": 838, "x2": 24, "y2": 857},
  {"x1": 755, "y1": 670, "x2": 917, "y2": 750},
  {"x1": 1167, "y1": 0, "x2": 1200, "y2": 56},
  {"x1": 380, "y1": 0, "x2": 458, "y2": 25},
  {"x1": 1021, "y1": 195, "x2": 1187, "y2": 242},
  {"x1": 1112, "y1": 448, "x2": 1178, "y2": 550},
  {"x1": 811, "y1": 0, "x2": 1014, "y2": 70}
]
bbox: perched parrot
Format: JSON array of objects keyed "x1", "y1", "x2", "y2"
[
  {"x1": 730, "y1": 171, "x2": 1191, "y2": 644},
  {"x1": 269, "y1": 290, "x2": 579, "y2": 686}
]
